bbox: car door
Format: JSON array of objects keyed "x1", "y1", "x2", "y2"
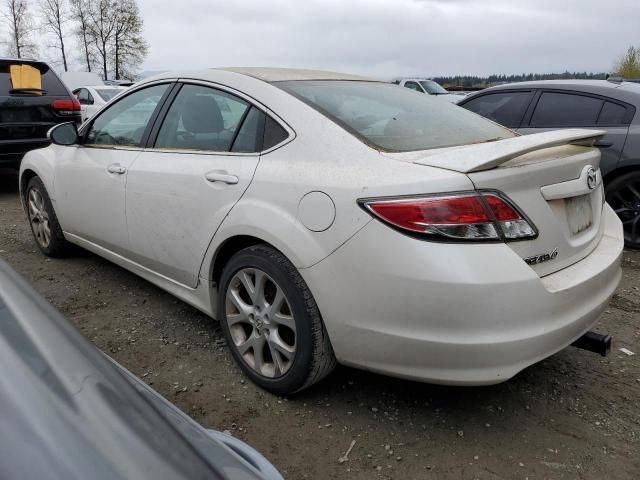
[
  {"x1": 517, "y1": 90, "x2": 632, "y2": 176},
  {"x1": 124, "y1": 82, "x2": 267, "y2": 287},
  {"x1": 54, "y1": 83, "x2": 173, "y2": 256}
]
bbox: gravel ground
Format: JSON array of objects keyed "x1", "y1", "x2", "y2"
[{"x1": 1, "y1": 170, "x2": 639, "y2": 479}]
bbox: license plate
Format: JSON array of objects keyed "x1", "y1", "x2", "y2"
[{"x1": 565, "y1": 194, "x2": 593, "y2": 235}]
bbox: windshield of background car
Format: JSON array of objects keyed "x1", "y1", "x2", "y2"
[
  {"x1": 0, "y1": 61, "x2": 68, "y2": 96},
  {"x1": 95, "y1": 88, "x2": 124, "y2": 102},
  {"x1": 277, "y1": 80, "x2": 515, "y2": 152},
  {"x1": 419, "y1": 80, "x2": 448, "y2": 95}
]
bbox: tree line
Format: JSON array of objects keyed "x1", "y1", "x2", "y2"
[
  {"x1": 1, "y1": 0, "x2": 148, "y2": 81},
  {"x1": 434, "y1": 72, "x2": 608, "y2": 89}
]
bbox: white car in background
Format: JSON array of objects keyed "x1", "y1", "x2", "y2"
[
  {"x1": 72, "y1": 85, "x2": 128, "y2": 121},
  {"x1": 393, "y1": 77, "x2": 461, "y2": 103},
  {"x1": 20, "y1": 68, "x2": 623, "y2": 395}
]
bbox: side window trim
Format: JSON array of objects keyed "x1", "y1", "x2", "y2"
[
  {"x1": 522, "y1": 89, "x2": 635, "y2": 128},
  {"x1": 79, "y1": 81, "x2": 177, "y2": 150}
]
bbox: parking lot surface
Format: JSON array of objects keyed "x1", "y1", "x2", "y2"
[{"x1": 1, "y1": 171, "x2": 638, "y2": 479}]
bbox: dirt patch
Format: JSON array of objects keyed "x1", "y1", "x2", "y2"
[{"x1": 1, "y1": 171, "x2": 639, "y2": 479}]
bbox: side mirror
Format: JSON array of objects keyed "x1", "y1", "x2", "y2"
[{"x1": 48, "y1": 122, "x2": 79, "y2": 146}]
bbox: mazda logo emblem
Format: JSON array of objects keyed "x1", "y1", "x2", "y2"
[{"x1": 586, "y1": 167, "x2": 597, "y2": 190}]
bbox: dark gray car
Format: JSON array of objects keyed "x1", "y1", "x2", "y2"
[
  {"x1": 458, "y1": 80, "x2": 640, "y2": 247},
  {"x1": 0, "y1": 260, "x2": 283, "y2": 480}
]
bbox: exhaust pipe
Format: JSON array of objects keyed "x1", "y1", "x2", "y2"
[{"x1": 571, "y1": 331, "x2": 612, "y2": 357}]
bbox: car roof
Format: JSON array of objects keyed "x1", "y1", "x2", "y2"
[
  {"x1": 144, "y1": 67, "x2": 376, "y2": 84},
  {"x1": 220, "y1": 67, "x2": 373, "y2": 82},
  {"x1": 471, "y1": 79, "x2": 640, "y2": 104}
]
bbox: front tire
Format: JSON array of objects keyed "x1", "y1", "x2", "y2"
[
  {"x1": 605, "y1": 170, "x2": 640, "y2": 249},
  {"x1": 25, "y1": 176, "x2": 70, "y2": 257},
  {"x1": 218, "y1": 244, "x2": 336, "y2": 395}
]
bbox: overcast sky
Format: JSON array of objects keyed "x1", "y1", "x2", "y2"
[{"x1": 133, "y1": 0, "x2": 639, "y2": 79}]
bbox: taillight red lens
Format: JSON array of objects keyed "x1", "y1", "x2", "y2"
[
  {"x1": 52, "y1": 98, "x2": 81, "y2": 113},
  {"x1": 361, "y1": 192, "x2": 536, "y2": 242},
  {"x1": 367, "y1": 196, "x2": 490, "y2": 232},
  {"x1": 483, "y1": 194, "x2": 521, "y2": 221}
]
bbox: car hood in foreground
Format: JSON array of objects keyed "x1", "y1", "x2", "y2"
[{"x1": 0, "y1": 260, "x2": 282, "y2": 480}]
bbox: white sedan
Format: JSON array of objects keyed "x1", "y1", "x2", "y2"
[
  {"x1": 72, "y1": 85, "x2": 128, "y2": 122},
  {"x1": 20, "y1": 68, "x2": 623, "y2": 394}
]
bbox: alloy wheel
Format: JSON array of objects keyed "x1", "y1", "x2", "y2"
[
  {"x1": 28, "y1": 188, "x2": 51, "y2": 248},
  {"x1": 225, "y1": 268, "x2": 297, "y2": 378}
]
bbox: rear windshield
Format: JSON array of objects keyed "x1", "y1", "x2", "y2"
[
  {"x1": 95, "y1": 88, "x2": 124, "y2": 102},
  {"x1": 277, "y1": 80, "x2": 515, "y2": 152},
  {"x1": 0, "y1": 61, "x2": 68, "y2": 96}
]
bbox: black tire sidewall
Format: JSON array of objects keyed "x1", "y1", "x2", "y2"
[
  {"x1": 25, "y1": 177, "x2": 66, "y2": 257},
  {"x1": 605, "y1": 171, "x2": 640, "y2": 249},
  {"x1": 218, "y1": 247, "x2": 315, "y2": 395}
]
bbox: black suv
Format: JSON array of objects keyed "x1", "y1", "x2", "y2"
[{"x1": 0, "y1": 58, "x2": 82, "y2": 169}]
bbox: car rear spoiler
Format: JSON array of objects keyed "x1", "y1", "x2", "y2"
[{"x1": 389, "y1": 129, "x2": 605, "y2": 173}]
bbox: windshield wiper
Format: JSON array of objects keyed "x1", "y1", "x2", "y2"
[{"x1": 9, "y1": 88, "x2": 48, "y2": 95}]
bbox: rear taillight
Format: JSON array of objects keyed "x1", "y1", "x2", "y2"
[
  {"x1": 360, "y1": 192, "x2": 536, "y2": 242},
  {"x1": 52, "y1": 98, "x2": 81, "y2": 115}
]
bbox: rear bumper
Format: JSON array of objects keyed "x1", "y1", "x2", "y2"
[{"x1": 301, "y1": 205, "x2": 623, "y2": 385}]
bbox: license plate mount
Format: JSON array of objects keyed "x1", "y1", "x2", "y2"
[{"x1": 565, "y1": 194, "x2": 593, "y2": 235}]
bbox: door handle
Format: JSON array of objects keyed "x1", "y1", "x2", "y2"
[
  {"x1": 107, "y1": 163, "x2": 127, "y2": 174},
  {"x1": 594, "y1": 140, "x2": 613, "y2": 148},
  {"x1": 205, "y1": 171, "x2": 239, "y2": 185}
]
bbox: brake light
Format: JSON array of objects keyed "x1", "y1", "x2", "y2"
[
  {"x1": 361, "y1": 192, "x2": 536, "y2": 241},
  {"x1": 52, "y1": 98, "x2": 81, "y2": 115}
]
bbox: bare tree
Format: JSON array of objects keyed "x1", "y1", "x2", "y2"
[
  {"x1": 111, "y1": 0, "x2": 147, "y2": 80},
  {"x1": 40, "y1": 0, "x2": 69, "y2": 71},
  {"x1": 2, "y1": 0, "x2": 38, "y2": 58},
  {"x1": 87, "y1": 0, "x2": 118, "y2": 80},
  {"x1": 69, "y1": 0, "x2": 94, "y2": 71}
]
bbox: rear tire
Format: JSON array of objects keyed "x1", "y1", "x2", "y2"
[
  {"x1": 218, "y1": 244, "x2": 336, "y2": 395},
  {"x1": 605, "y1": 170, "x2": 640, "y2": 249},
  {"x1": 25, "y1": 176, "x2": 70, "y2": 257}
]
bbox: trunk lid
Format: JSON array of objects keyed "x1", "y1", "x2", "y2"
[{"x1": 382, "y1": 129, "x2": 606, "y2": 277}]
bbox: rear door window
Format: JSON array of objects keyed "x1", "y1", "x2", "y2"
[
  {"x1": 597, "y1": 101, "x2": 629, "y2": 125},
  {"x1": 155, "y1": 84, "x2": 250, "y2": 152},
  {"x1": 462, "y1": 91, "x2": 532, "y2": 128},
  {"x1": 530, "y1": 92, "x2": 603, "y2": 127},
  {"x1": 0, "y1": 61, "x2": 68, "y2": 96}
]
